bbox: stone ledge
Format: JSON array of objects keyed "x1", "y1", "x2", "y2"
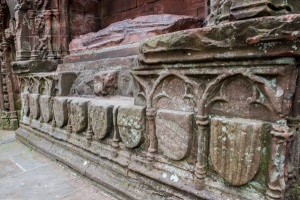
[
  {"x1": 139, "y1": 14, "x2": 300, "y2": 64},
  {"x1": 12, "y1": 60, "x2": 61, "y2": 75},
  {"x1": 63, "y1": 43, "x2": 140, "y2": 64}
]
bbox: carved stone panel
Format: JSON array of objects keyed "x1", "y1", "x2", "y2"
[
  {"x1": 53, "y1": 97, "x2": 68, "y2": 128},
  {"x1": 156, "y1": 109, "x2": 193, "y2": 160},
  {"x1": 117, "y1": 105, "x2": 146, "y2": 148},
  {"x1": 29, "y1": 94, "x2": 40, "y2": 120},
  {"x1": 69, "y1": 99, "x2": 89, "y2": 133},
  {"x1": 88, "y1": 101, "x2": 113, "y2": 140},
  {"x1": 21, "y1": 92, "x2": 30, "y2": 117},
  {"x1": 210, "y1": 117, "x2": 264, "y2": 186},
  {"x1": 39, "y1": 95, "x2": 53, "y2": 123}
]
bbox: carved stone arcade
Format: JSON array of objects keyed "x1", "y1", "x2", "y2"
[{"x1": 4, "y1": 0, "x2": 300, "y2": 199}]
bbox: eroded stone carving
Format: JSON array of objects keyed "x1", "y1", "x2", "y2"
[
  {"x1": 39, "y1": 95, "x2": 52, "y2": 123},
  {"x1": 88, "y1": 101, "x2": 113, "y2": 140},
  {"x1": 53, "y1": 97, "x2": 68, "y2": 128},
  {"x1": 117, "y1": 105, "x2": 146, "y2": 149},
  {"x1": 29, "y1": 93, "x2": 40, "y2": 119},
  {"x1": 207, "y1": 0, "x2": 298, "y2": 25},
  {"x1": 21, "y1": 92, "x2": 30, "y2": 117},
  {"x1": 69, "y1": 99, "x2": 88, "y2": 133},
  {"x1": 156, "y1": 109, "x2": 193, "y2": 160},
  {"x1": 11, "y1": 1, "x2": 300, "y2": 199},
  {"x1": 94, "y1": 70, "x2": 118, "y2": 96},
  {"x1": 210, "y1": 117, "x2": 265, "y2": 186}
]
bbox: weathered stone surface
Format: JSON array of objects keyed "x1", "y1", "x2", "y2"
[
  {"x1": 156, "y1": 109, "x2": 193, "y2": 160},
  {"x1": 9, "y1": 0, "x2": 300, "y2": 199},
  {"x1": 207, "y1": 0, "x2": 300, "y2": 26},
  {"x1": 117, "y1": 105, "x2": 146, "y2": 148},
  {"x1": 140, "y1": 15, "x2": 300, "y2": 64},
  {"x1": 88, "y1": 101, "x2": 113, "y2": 140},
  {"x1": 94, "y1": 70, "x2": 118, "y2": 96},
  {"x1": 39, "y1": 95, "x2": 53, "y2": 123},
  {"x1": 117, "y1": 69, "x2": 134, "y2": 97},
  {"x1": 69, "y1": 14, "x2": 202, "y2": 53},
  {"x1": 53, "y1": 97, "x2": 68, "y2": 128},
  {"x1": 69, "y1": 0, "x2": 101, "y2": 39},
  {"x1": 21, "y1": 92, "x2": 30, "y2": 117},
  {"x1": 12, "y1": 60, "x2": 59, "y2": 74},
  {"x1": 69, "y1": 99, "x2": 89, "y2": 133},
  {"x1": 210, "y1": 117, "x2": 264, "y2": 186},
  {"x1": 29, "y1": 94, "x2": 40, "y2": 120},
  {"x1": 100, "y1": 0, "x2": 207, "y2": 28}
]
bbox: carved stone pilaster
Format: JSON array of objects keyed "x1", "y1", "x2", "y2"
[
  {"x1": 195, "y1": 115, "x2": 209, "y2": 179},
  {"x1": 146, "y1": 108, "x2": 157, "y2": 161},
  {"x1": 44, "y1": 10, "x2": 55, "y2": 60},
  {"x1": 112, "y1": 105, "x2": 120, "y2": 149},
  {"x1": 52, "y1": 9, "x2": 61, "y2": 59},
  {"x1": 267, "y1": 122, "x2": 295, "y2": 199}
]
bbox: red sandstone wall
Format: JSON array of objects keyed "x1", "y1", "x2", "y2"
[
  {"x1": 100, "y1": 0, "x2": 208, "y2": 28},
  {"x1": 69, "y1": 0, "x2": 102, "y2": 39}
]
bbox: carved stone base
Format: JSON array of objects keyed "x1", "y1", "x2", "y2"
[{"x1": 16, "y1": 125, "x2": 201, "y2": 200}]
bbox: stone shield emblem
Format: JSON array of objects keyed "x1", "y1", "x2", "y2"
[
  {"x1": 88, "y1": 101, "x2": 113, "y2": 140},
  {"x1": 69, "y1": 99, "x2": 88, "y2": 133},
  {"x1": 29, "y1": 94, "x2": 40, "y2": 120},
  {"x1": 40, "y1": 95, "x2": 53, "y2": 123},
  {"x1": 210, "y1": 117, "x2": 263, "y2": 186},
  {"x1": 53, "y1": 97, "x2": 68, "y2": 128}
]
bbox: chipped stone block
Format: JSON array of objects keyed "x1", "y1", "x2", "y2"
[
  {"x1": 53, "y1": 97, "x2": 68, "y2": 128},
  {"x1": 117, "y1": 105, "x2": 146, "y2": 148},
  {"x1": 94, "y1": 70, "x2": 118, "y2": 96},
  {"x1": 156, "y1": 109, "x2": 193, "y2": 161},
  {"x1": 210, "y1": 117, "x2": 265, "y2": 186},
  {"x1": 39, "y1": 95, "x2": 53, "y2": 123},
  {"x1": 69, "y1": 98, "x2": 89, "y2": 133},
  {"x1": 88, "y1": 100, "x2": 113, "y2": 140},
  {"x1": 29, "y1": 94, "x2": 40, "y2": 120}
]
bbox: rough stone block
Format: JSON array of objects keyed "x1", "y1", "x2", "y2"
[
  {"x1": 94, "y1": 70, "x2": 118, "y2": 96},
  {"x1": 156, "y1": 109, "x2": 193, "y2": 160},
  {"x1": 117, "y1": 105, "x2": 146, "y2": 148}
]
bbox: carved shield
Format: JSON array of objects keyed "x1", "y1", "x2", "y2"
[
  {"x1": 40, "y1": 95, "x2": 53, "y2": 123},
  {"x1": 21, "y1": 93, "x2": 30, "y2": 117},
  {"x1": 88, "y1": 101, "x2": 113, "y2": 140},
  {"x1": 210, "y1": 117, "x2": 263, "y2": 186},
  {"x1": 69, "y1": 99, "x2": 88, "y2": 133},
  {"x1": 29, "y1": 94, "x2": 40, "y2": 119},
  {"x1": 53, "y1": 97, "x2": 68, "y2": 128},
  {"x1": 156, "y1": 110, "x2": 193, "y2": 161},
  {"x1": 117, "y1": 105, "x2": 146, "y2": 149}
]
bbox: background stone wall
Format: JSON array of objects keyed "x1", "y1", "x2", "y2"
[{"x1": 100, "y1": 0, "x2": 208, "y2": 28}]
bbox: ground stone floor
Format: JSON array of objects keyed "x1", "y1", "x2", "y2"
[{"x1": 0, "y1": 131, "x2": 115, "y2": 200}]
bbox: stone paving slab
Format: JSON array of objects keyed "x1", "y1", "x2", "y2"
[{"x1": 0, "y1": 131, "x2": 115, "y2": 200}]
